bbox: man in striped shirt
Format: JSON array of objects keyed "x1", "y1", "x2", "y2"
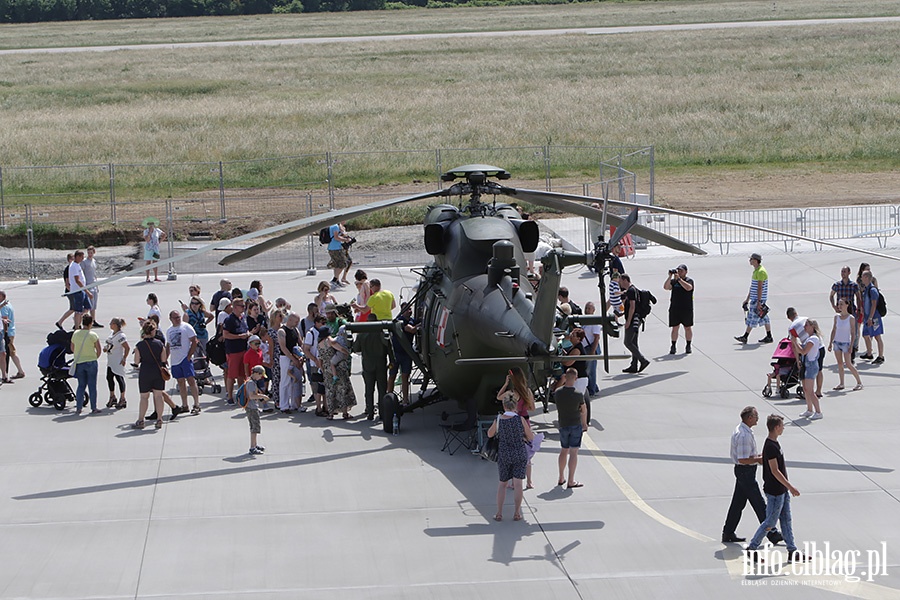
[
  {"x1": 722, "y1": 406, "x2": 783, "y2": 545},
  {"x1": 735, "y1": 253, "x2": 773, "y2": 344}
]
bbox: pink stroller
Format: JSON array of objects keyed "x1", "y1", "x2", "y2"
[{"x1": 762, "y1": 337, "x2": 803, "y2": 399}]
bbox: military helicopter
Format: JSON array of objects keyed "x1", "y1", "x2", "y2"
[{"x1": 86, "y1": 164, "x2": 900, "y2": 431}]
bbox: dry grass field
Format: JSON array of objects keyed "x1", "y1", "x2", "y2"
[
  {"x1": 2, "y1": 0, "x2": 899, "y2": 49},
  {"x1": 0, "y1": 0, "x2": 899, "y2": 210}
]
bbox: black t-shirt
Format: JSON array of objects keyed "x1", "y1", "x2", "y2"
[
  {"x1": 624, "y1": 286, "x2": 640, "y2": 327},
  {"x1": 566, "y1": 342, "x2": 588, "y2": 379},
  {"x1": 670, "y1": 277, "x2": 694, "y2": 312},
  {"x1": 555, "y1": 386, "x2": 585, "y2": 427},
  {"x1": 762, "y1": 437, "x2": 787, "y2": 496},
  {"x1": 223, "y1": 313, "x2": 248, "y2": 355},
  {"x1": 210, "y1": 290, "x2": 232, "y2": 318}
]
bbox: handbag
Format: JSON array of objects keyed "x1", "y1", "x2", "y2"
[
  {"x1": 481, "y1": 436, "x2": 499, "y2": 463},
  {"x1": 69, "y1": 330, "x2": 90, "y2": 376},
  {"x1": 481, "y1": 416, "x2": 500, "y2": 462},
  {"x1": 143, "y1": 340, "x2": 171, "y2": 381}
]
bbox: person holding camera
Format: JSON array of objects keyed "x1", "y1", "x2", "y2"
[
  {"x1": 327, "y1": 221, "x2": 353, "y2": 288},
  {"x1": 663, "y1": 264, "x2": 694, "y2": 355}
]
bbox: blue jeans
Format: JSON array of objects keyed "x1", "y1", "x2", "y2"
[
  {"x1": 748, "y1": 492, "x2": 796, "y2": 553},
  {"x1": 75, "y1": 360, "x2": 99, "y2": 411},
  {"x1": 586, "y1": 346, "x2": 599, "y2": 395}
]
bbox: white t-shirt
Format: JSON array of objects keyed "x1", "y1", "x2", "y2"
[
  {"x1": 804, "y1": 335, "x2": 822, "y2": 363},
  {"x1": 166, "y1": 322, "x2": 197, "y2": 366},
  {"x1": 68, "y1": 261, "x2": 84, "y2": 290},
  {"x1": 217, "y1": 311, "x2": 229, "y2": 328},
  {"x1": 147, "y1": 305, "x2": 162, "y2": 321},
  {"x1": 106, "y1": 330, "x2": 128, "y2": 377},
  {"x1": 789, "y1": 317, "x2": 808, "y2": 344},
  {"x1": 303, "y1": 329, "x2": 320, "y2": 360},
  {"x1": 582, "y1": 324, "x2": 602, "y2": 349}
]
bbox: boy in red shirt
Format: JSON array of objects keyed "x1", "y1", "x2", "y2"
[{"x1": 243, "y1": 335, "x2": 264, "y2": 381}]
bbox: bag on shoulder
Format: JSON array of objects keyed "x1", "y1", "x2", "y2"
[
  {"x1": 568, "y1": 300, "x2": 583, "y2": 315},
  {"x1": 481, "y1": 435, "x2": 499, "y2": 462},
  {"x1": 236, "y1": 382, "x2": 249, "y2": 408},
  {"x1": 160, "y1": 365, "x2": 171, "y2": 381},
  {"x1": 635, "y1": 288, "x2": 657, "y2": 319},
  {"x1": 318, "y1": 227, "x2": 332, "y2": 245},
  {"x1": 206, "y1": 337, "x2": 226, "y2": 366},
  {"x1": 876, "y1": 290, "x2": 887, "y2": 317}
]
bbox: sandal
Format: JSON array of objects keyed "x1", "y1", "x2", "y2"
[
  {"x1": 117, "y1": 399, "x2": 127, "y2": 410},
  {"x1": 12, "y1": 373, "x2": 24, "y2": 379},
  {"x1": 342, "y1": 412, "x2": 351, "y2": 420},
  {"x1": 513, "y1": 513, "x2": 523, "y2": 521},
  {"x1": 525, "y1": 483, "x2": 534, "y2": 490},
  {"x1": 832, "y1": 385, "x2": 845, "y2": 391},
  {"x1": 493, "y1": 513, "x2": 502, "y2": 522},
  {"x1": 131, "y1": 420, "x2": 145, "y2": 430},
  {"x1": 155, "y1": 419, "x2": 163, "y2": 429},
  {"x1": 107, "y1": 397, "x2": 117, "y2": 408},
  {"x1": 853, "y1": 383, "x2": 864, "y2": 391},
  {"x1": 567, "y1": 481, "x2": 584, "y2": 489},
  {"x1": 191, "y1": 406, "x2": 201, "y2": 415}
]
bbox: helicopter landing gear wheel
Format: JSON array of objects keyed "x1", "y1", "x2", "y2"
[{"x1": 380, "y1": 392, "x2": 401, "y2": 434}]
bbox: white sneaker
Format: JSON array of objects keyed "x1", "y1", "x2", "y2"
[
  {"x1": 799, "y1": 410, "x2": 813, "y2": 418},
  {"x1": 809, "y1": 412, "x2": 823, "y2": 420}
]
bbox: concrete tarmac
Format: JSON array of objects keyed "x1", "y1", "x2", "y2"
[{"x1": 1, "y1": 243, "x2": 900, "y2": 599}]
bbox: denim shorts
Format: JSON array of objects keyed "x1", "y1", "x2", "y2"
[
  {"x1": 804, "y1": 359, "x2": 820, "y2": 380},
  {"x1": 833, "y1": 341, "x2": 850, "y2": 353},
  {"x1": 559, "y1": 424, "x2": 583, "y2": 449}
]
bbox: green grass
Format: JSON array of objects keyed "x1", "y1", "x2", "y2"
[{"x1": 0, "y1": 1, "x2": 898, "y2": 203}]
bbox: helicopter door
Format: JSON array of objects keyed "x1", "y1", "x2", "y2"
[{"x1": 436, "y1": 307, "x2": 450, "y2": 348}]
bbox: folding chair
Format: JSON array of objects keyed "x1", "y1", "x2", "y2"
[{"x1": 440, "y1": 423, "x2": 476, "y2": 455}]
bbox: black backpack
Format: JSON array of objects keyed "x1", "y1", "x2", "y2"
[
  {"x1": 635, "y1": 288, "x2": 657, "y2": 319},
  {"x1": 876, "y1": 289, "x2": 887, "y2": 317},
  {"x1": 318, "y1": 227, "x2": 332, "y2": 245},
  {"x1": 568, "y1": 300, "x2": 583, "y2": 315}
]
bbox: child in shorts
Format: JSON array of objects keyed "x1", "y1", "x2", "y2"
[{"x1": 243, "y1": 365, "x2": 270, "y2": 455}]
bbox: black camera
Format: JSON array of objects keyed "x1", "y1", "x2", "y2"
[
  {"x1": 341, "y1": 237, "x2": 357, "y2": 250},
  {"x1": 669, "y1": 269, "x2": 678, "y2": 275}
]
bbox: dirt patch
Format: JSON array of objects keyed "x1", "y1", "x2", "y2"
[{"x1": 653, "y1": 169, "x2": 900, "y2": 212}]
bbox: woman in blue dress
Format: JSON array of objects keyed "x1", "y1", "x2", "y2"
[{"x1": 487, "y1": 394, "x2": 534, "y2": 521}]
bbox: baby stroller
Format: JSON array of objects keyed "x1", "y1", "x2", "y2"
[
  {"x1": 193, "y1": 347, "x2": 222, "y2": 394},
  {"x1": 29, "y1": 328, "x2": 76, "y2": 411},
  {"x1": 762, "y1": 337, "x2": 803, "y2": 399}
]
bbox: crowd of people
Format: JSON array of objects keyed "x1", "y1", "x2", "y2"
[{"x1": 7, "y1": 236, "x2": 889, "y2": 526}]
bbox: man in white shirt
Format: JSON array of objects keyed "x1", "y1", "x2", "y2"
[
  {"x1": 64, "y1": 250, "x2": 93, "y2": 330},
  {"x1": 166, "y1": 310, "x2": 200, "y2": 416},
  {"x1": 786, "y1": 307, "x2": 823, "y2": 398},
  {"x1": 722, "y1": 406, "x2": 782, "y2": 545},
  {"x1": 582, "y1": 302, "x2": 602, "y2": 397}
]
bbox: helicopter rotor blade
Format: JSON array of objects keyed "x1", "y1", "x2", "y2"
[
  {"x1": 77, "y1": 189, "x2": 448, "y2": 293},
  {"x1": 607, "y1": 207, "x2": 639, "y2": 249},
  {"x1": 505, "y1": 188, "x2": 705, "y2": 255},
  {"x1": 219, "y1": 189, "x2": 448, "y2": 265},
  {"x1": 596, "y1": 197, "x2": 900, "y2": 263}
]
